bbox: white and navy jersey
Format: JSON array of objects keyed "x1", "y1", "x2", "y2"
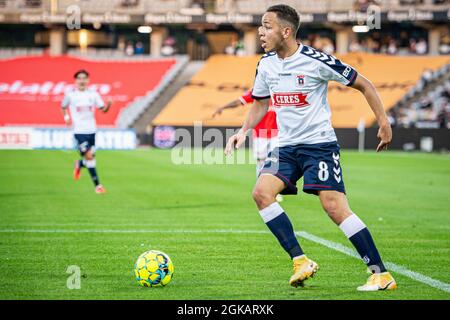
[
  {"x1": 252, "y1": 43, "x2": 358, "y2": 147},
  {"x1": 61, "y1": 89, "x2": 105, "y2": 134}
]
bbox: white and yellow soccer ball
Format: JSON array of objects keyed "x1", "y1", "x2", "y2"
[{"x1": 134, "y1": 250, "x2": 174, "y2": 287}]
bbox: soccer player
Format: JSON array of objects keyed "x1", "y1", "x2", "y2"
[
  {"x1": 225, "y1": 5, "x2": 397, "y2": 291},
  {"x1": 62, "y1": 69, "x2": 112, "y2": 194},
  {"x1": 213, "y1": 89, "x2": 283, "y2": 202},
  {"x1": 213, "y1": 89, "x2": 278, "y2": 175}
]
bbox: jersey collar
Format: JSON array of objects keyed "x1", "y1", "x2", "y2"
[{"x1": 276, "y1": 42, "x2": 303, "y2": 62}]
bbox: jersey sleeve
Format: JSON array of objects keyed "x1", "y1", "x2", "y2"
[
  {"x1": 251, "y1": 60, "x2": 270, "y2": 100},
  {"x1": 317, "y1": 55, "x2": 358, "y2": 86},
  {"x1": 94, "y1": 91, "x2": 105, "y2": 109},
  {"x1": 239, "y1": 90, "x2": 254, "y2": 105},
  {"x1": 61, "y1": 93, "x2": 70, "y2": 109}
]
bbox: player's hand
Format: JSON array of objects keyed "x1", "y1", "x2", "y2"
[
  {"x1": 225, "y1": 131, "x2": 247, "y2": 156},
  {"x1": 376, "y1": 122, "x2": 392, "y2": 152},
  {"x1": 212, "y1": 108, "x2": 224, "y2": 118},
  {"x1": 104, "y1": 99, "x2": 113, "y2": 113},
  {"x1": 63, "y1": 114, "x2": 71, "y2": 125}
]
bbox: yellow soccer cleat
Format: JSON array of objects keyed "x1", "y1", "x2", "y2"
[
  {"x1": 289, "y1": 255, "x2": 319, "y2": 288},
  {"x1": 357, "y1": 272, "x2": 397, "y2": 291}
]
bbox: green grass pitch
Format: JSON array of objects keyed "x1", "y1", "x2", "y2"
[{"x1": 0, "y1": 149, "x2": 449, "y2": 300}]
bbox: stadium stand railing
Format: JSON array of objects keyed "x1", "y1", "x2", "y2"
[
  {"x1": 0, "y1": 47, "x2": 45, "y2": 59},
  {"x1": 67, "y1": 48, "x2": 177, "y2": 61},
  {"x1": 115, "y1": 54, "x2": 189, "y2": 129},
  {"x1": 2, "y1": 0, "x2": 448, "y2": 14},
  {"x1": 0, "y1": 0, "x2": 47, "y2": 12}
]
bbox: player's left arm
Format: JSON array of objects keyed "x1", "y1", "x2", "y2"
[
  {"x1": 350, "y1": 74, "x2": 392, "y2": 152},
  {"x1": 99, "y1": 99, "x2": 112, "y2": 113},
  {"x1": 61, "y1": 93, "x2": 71, "y2": 125},
  {"x1": 96, "y1": 92, "x2": 112, "y2": 113}
]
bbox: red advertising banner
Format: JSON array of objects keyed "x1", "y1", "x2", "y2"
[{"x1": 0, "y1": 55, "x2": 176, "y2": 127}]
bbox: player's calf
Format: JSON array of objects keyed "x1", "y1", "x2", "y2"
[
  {"x1": 339, "y1": 214, "x2": 388, "y2": 274},
  {"x1": 82, "y1": 152, "x2": 103, "y2": 192},
  {"x1": 73, "y1": 160, "x2": 83, "y2": 180}
]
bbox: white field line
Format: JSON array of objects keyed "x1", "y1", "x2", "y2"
[
  {"x1": 296, "y1": 231, "x2": 450, "y2": 294},
  {"x1": 0, "y1": 229, "x2": 268, "y2": 234},
  {"x1": 0, "y1": 228, "x2": 449, "y2": 294}
]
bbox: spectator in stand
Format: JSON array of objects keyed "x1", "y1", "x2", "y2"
[
  {"x1": 125, "y1": 42, "x2": 134, "y2": 56},
  {"x1": 437, "y1": 105, "x2": 448, "y2": 128},
  {"x1": 235, "y1": 40, "x2": 246, "y2": 56},
  {"x1": 421, "y1": 68, "x2": 434, "y2": 86},
  {"x1": 161, "y1": 37, "x2": 176, "y2": 56},
  {"x1": 415, "y1": 38, "x2": 428, "y2": 55},
  {"x1": 310, "y1": 36, "x2": 335, "y2": 54},
  {"x1": 135, "y1": 41, "x2": 144, "y2": 55},
  {"x1": 439, "y1": 34, "x2": 450, "y2": 54},
  {"x1": 225, "y1": 34, "x2": 238, "y2": 55},
  {"x1": 366, "y1": 37, "x2": 380, "y2": 53},
  {"x1": 386, "y1": 38, "x2": 398, "y2": 55},
  {"x1": 398, "y1": 31, "x2": 411, "y2": 55},
  {"x1": 322, "y1": 37, "x2": 335, "y2": 55},
  {"x1": 225, "y1": 42, "x2": 235, "y2": 55},
  {"x1": 117, "y1": 38, "x2": 126, "y2": 53},
  {"x1": 409, "y1": 38, "x2": 417, "y2": 54},
  {"x1": 349, "y1": 39, "x2": 362, "y2": 53}
]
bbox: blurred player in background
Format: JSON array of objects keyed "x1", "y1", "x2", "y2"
[
  {"x1": 213, "y1": 89, "x2": 283, "y2": 202},
  {"x1": 61, "y1": 69, "x2": 112, "y2": 194},
  {"x1": 226, "y1": 4, "x2": 397, "y2": 291}
]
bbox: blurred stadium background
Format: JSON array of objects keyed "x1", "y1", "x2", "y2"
[{"x1": 0, "y1": 0, "x2": 449, "y2": 151}]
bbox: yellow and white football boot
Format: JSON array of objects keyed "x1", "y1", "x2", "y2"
[
  {"x1": 357, "y1": 272, "x2": 397, "y2": 291},
  {"x1": 289, "y1": 255, "x2": 319, "y2": 288}
]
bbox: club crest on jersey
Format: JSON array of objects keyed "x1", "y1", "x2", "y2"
[
  {"x1": 272, "y1": 92, "x2": 309, "y2": 108},
  {"x1": 296, "y1": 75, "x2": 305, "y2": 87}
]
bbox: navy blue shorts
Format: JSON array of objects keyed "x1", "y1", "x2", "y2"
[
  {"x1": 74, "y1": 133, "x2": 96, "y2": 156},
  {"x1": 260, "y1": 142, "x2": 345, "y2": 196}
]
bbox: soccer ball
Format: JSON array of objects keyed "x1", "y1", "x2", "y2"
[{"x1": 134, "y1": 250, "x2": 174, "y2": 287}]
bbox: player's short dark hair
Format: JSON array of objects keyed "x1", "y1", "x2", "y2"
[
  {"x1": 266, "y1": 4, "x2": 300, "y2": 36},
  {"x1": 74, "y1": 69, "x2": 89, "y2": 79}
]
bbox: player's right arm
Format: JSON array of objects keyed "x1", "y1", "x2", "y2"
[{"x1": 61, "y1": 93, "x2": 71, "y2": 125}]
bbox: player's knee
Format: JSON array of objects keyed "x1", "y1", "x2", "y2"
[
  {"x1": 84, "y1": 150, "x2": 94, "y2": 160},
  {"x1": 321, "y1": 194, "x2": 352, "y2": 223},
  {"x1": 252, "y1": 187, "x2": 274, "y2": 208},
  {"x1": 321, "y1": 196, "x2": 341, "y2": 217}
]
